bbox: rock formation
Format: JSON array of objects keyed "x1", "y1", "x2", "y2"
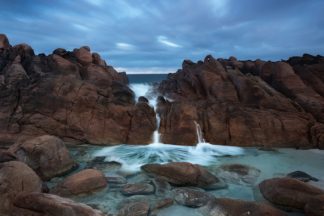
[
  {"x1": 158, "y1": 54, "x2": 324, "y2": 148},
  {"x1": 0, "y1": 34, "x2": 156, "y2": 146},
  {"x1": 1, "y1": 34, "x2": 324, "y2": 148}
]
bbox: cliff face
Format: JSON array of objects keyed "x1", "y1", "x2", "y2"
[
  {"x1": 158, "y1": 55, "x2": 324, "y2": 148},
  {"x1": 0, "y1": 34, "x2": 156, "y2": 145}
]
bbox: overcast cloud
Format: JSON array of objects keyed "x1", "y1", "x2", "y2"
[{"x1": 1, "y1": 0, "x2": 323, "y2": 73}]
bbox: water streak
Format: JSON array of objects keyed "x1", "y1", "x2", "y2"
[{"x1": 129, "y1": 83, "x2": 160, "y2": 143}]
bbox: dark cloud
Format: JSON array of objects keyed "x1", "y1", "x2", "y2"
[{"x1": 0, "y1": 0, "x2": 323, "y2": 73}]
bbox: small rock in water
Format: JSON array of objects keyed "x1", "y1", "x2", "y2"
[
  {"x1": 152, "y1": 177, "x2": 172, "y2": 196},
  {"x1": 121, "y1": 183, "x2": 155, "y2": 196},
  {"x1": 117, "y1": 201, "x2": 150, "y2": 216},
  {"x1": 173, "y1": 187, "x2": 214, "y2": 208},
  {"x1": 215, "y1": 163, "x2": 261, "y2": 185},
  {"x1": 286, "y1": 171, "x2": 319, "y2": 182},
  {"x1": 106, "y1": 175, "x2": 127, "y2": 185},
  {"x1": 142, "y1": 162, "x2": 224, "y2": 189}
]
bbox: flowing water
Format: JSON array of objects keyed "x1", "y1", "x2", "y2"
[{"x1": 48, "y1": 75, "x2": 324, "y2": 215}]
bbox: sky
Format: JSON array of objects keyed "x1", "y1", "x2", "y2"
[{"x1": 0, "y1": 0, "x2": 324, "y2": 74}]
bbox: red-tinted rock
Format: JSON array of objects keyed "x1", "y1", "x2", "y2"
[
  {"x1": 52, "y1": 169, "x2": 107, "y2": 196},
  {"x1": 12, "y1": 192, "x2": 106, "y2": 216},
  {"x1": 141, "y1": 162, "x2": 226, "y2": 189},
  {"x1": 9, "y1": 135, "x2": 76, "y2": 180},
  {"x1": 259, "y1": 177, "x2": 324, "y2": 210},
  {"x1": 73, "y1": 46, "x2": 93, "y2": 66},
  {"x1": 304, "y1": 194, "x2": 324, "y2": 216},
  {"x1": 0, "y1": 161, "x2": 42, "y2": 215}
]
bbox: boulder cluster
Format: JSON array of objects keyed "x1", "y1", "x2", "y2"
[
  {"x1": 1, "y1": 34, "x2": 324, "y2": 148},
  {"x1": 0, "y1": 34, "x2": 156, "y2": 146},
  {"x1": 158, "y1": 55, "x2": 324, "y2": 147},
  {"x1": 1, "y1": 134, "x2": 324, "y2": 215}
]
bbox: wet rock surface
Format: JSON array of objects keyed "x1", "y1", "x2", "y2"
[
  {"x1": 286, "y1": 171, "x2": 319, "y2": 182},
  {"x1": 215, "y1": 163, "x2": 261, "y2": 185},
  {"x1": 173, "y1": 187, "x2": 214, "y2": 207},
  {"x1": 12, "y1": 192, "x2": 106, "y2": 216},
  {"x1": 121, "y1": 183, "x2": 154, "y2": 196},
  {"x1": 117, "y1": 201, "x2": 150, "y2": 216},
  {"x1": 142, "y1": 162, "x2": 226, "y2": 188},
  {"x1": 52, "y1": 169, "x2": 108, "y2": 196},
  {"x1": 259, "y1": 177, "x2": 324, "y2": 210}
]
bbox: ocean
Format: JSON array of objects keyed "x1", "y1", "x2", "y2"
[{"x1": 127, "y1": 73, "x2": 168, "y2": 84}]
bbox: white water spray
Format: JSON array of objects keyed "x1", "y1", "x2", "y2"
[
  {"x1": 129, "y1": 83, "x2": 160, "y2": 143},
  {"x1": 194, "y1": 121, "x2": 206, "y2": 144}
]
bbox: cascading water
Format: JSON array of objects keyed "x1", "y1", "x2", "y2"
[
  {"x1": 129, "y1": 83, "x2": 160, "y2": 143},
  {"x1": 194, "y1": 121, "x2": 206, "y2": 143},
  {"x1": 92, "y1": 83, "x2": 245, "y2": 173}
]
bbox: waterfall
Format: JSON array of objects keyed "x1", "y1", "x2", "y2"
[
  {"x1": 194, "y1": 121, "x2": 205, "y2": 144},
  {"x1": 129, "y1": 83, "x2": 160, "y2": 144}
]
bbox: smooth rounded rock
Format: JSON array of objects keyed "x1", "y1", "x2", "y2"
[
  {"x1": 12, "y1": 192, "x2": 106, "y2": 216},
  {"x1": 9, "y1": 135, "x2": 76, "y2": 180},
  {"x1": 52, "y1": 169, "x2": 107, "y2": 196},
  {"x1": 259, "y1": 177, "x2": 324, "y2": 210},
  {"x1": 117, "y1": 201, "x2": 150, "y2": 216},
  {"x1": 173, "y1": 187, "x2": 214, "y2": 207},
  {"x1": 0, "y1": 161, "x2": 42, "y2": 215},
  {"x1": 121, "y1": 183, "x2": 154, "y2": 196},
  {"x1": 142, "y1": 162, "x2": 224, "y2": 189}
]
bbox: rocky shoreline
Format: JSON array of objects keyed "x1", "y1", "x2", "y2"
[
  {"x1": 1, "y1": 34, "x2": 324, "y2": 148},
  {"x1": 1, "y1": 135, "x2": 324, "y2": 215}
]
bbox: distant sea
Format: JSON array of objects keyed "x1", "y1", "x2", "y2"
[{"x1": 127, "y1": 73, "x2": 168, "y2": 84}]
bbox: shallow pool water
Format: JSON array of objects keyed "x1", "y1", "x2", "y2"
[{"x1": 50, "y1": 143, "x2": 324, "y2": 215}]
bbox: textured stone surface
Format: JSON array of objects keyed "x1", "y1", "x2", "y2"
[
  {"x1": 52, "y1": 169, "x2": 107, "y2": 196},
  {"x1": 9, "y1": 135, "x2": 75, "y2": 180},
  {"x1": 0, "y1": 161, "x2": 42, "y2": 215},
  {"x1": 12, "y1": 192, "x2": 106, "y2": 216},
  {"x1": 259, "y1": 177, "x2": 324, "y2": 210}
]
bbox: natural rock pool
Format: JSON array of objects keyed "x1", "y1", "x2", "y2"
[{"x1": 46, "y1": 144, "x2": 324, "y2": 215}]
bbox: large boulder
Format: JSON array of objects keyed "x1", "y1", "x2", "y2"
[
  {"x1": 0, "y1": 161, "x2": 42, "y2": 215},
  {"x1": 52, "y1": 169, "x2": 107, "y2": 196},
  {"x1": 12, "y1": 192, "x2": 106, "y2": 216},
  {"x1": 199, "y1": 198, "x2": 288, "y2": 216},
  {"x1": 259, "y1": 177, "x2": 324, "y2": 210},
  {"x1": 9, "y1": 135, "x2": 76, "y2": 180},
  {"x1": 141, "y1": 162, "x2": 226, "y2": 189}
]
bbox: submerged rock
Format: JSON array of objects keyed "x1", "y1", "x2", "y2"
[
  {"x1": 173, "y1": 187, "x2": 214, "y2": 207},
  {"x1": 9, "y1": 135, "x2": 76, "y2": 180},
  {"x1": 52, "y1": 169, "x2": 107, "y2": 196},
  {"x1": 199, "y1": 198, "x2": 288, "y2": 216},
  {"x1": 286, "y1": 171, "x2": 319, "y2": 182},
  {"x1": 0, "y1": 161, "x2": 42, "y2": 215},
  {"x1": 141, "y1": 162, "x2": 226, "y2": 189},
  {"x1": 12, "y1": 192, "x2": 106, "y2": 216},
  {"x1": 121, "y1": 183, "x2": 154, "y2": 196},
  {"x1": 117, "y1": 201, "x2": 150, "y2": 216},
  {"x1": 259, "y1": 177, "x2": 324, "y2": 210},
  {"x1": 215, "y1": 163, "x2": 261, "y2": 185}
]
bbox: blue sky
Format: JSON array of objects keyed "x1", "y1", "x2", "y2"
[{"x1": 1, "y1": 0, "x2": 324, "y2": 74}]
